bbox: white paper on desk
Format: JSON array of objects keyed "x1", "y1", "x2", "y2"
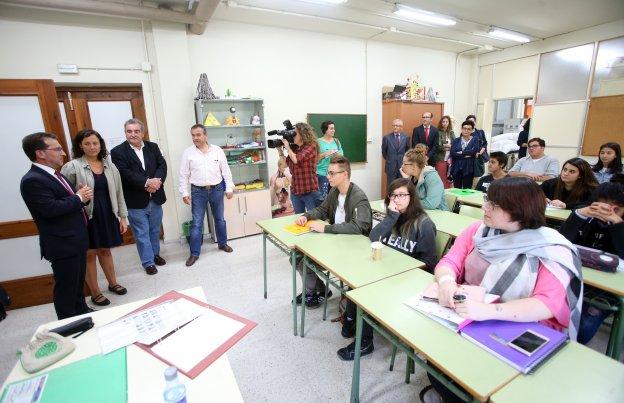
[
  {"x1": 98, "y1": 300, "x2": 207, "y2": 354},
  {"x1": 151, "y1": 309, "x2": 245, "y2": 373},
  {"x1": 404, "y1": 294, "x2": 499, "y2": 331}
]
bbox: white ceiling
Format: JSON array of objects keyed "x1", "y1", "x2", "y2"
[{"x1": 208, "y1": 0, "x2": 624, "y2": 53}]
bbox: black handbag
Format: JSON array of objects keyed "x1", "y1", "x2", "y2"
[{"x1": 50, "y1": 317, "x2": 94, "y2": 337}]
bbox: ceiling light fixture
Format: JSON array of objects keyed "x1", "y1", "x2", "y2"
[
  {"x1": 393, "y1": 4, "x2": 456, "y2": 27},
  {"x1": 487, "y1": 28, "x2": 531, "y2": 43},
  {"x1": 294, "y1": 0, "x2": 348, "y2": 5}
]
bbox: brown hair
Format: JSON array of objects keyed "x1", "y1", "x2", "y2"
[
  {"x1": 71, "y1": 129, "x2": 108, "y2": 160},
  {"x1": 295, "y1": 122, "x2": 319, "y2": 157},
  {"x1": 437, "y1": 115, "x2": 453, "y2": 132},
  {"x1": 22, "y1": 132, "x2": 58, "y2": 162},
  {"x1": 487, "y1": 177, "x2": 546, "y2": 229},
  {"x1": 329, "y1": 154, "x2": 351, "y2": 178},
  {"x1": 384, "y1": 178, "x2": 427, "y2": 238},
  {"x1": 405, "y1": 147, "x2": 427, "y2": 169},
  {"x1": 554, "y1": 158, "x2": 598, "y2": 204}
]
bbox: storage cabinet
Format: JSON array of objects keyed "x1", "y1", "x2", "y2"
[{"x1": 194, "y1": 99, "x2": 272, "y2": 241}]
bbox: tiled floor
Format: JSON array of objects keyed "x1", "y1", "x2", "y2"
[{"x1": 0, "y1": 234, "x2": 613, "y2": 402}]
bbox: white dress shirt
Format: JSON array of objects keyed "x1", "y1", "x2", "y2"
[
  {"x1": 130, "y1": 142, "x2": 146, "y2": 170},
  {"x1": 179, "y1": 144, "x2": 235, "y2": 197}
]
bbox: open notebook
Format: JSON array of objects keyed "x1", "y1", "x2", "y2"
[{"x1": 404, "y1": 282, "x2": 499, "y2": 332}]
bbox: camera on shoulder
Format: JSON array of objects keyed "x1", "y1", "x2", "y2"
[{"x1": 268, "y1": 120, "x2": 298, "y2": 151}]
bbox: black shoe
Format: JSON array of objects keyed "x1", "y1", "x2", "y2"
[
  {"x1": 337, "y1": 339, "x2": 374, "y2": 361},
  {"x1": 293, "y1": 293, "x2": 303, "y2": 305},
  {"x1": 154, "y1": 255, "x2": 166, "y2": 266},
  {"x1": 341, "y1": 318, "x2": 355, "y2": 338},
  {"x1": 305, "y1": 293, "x2": 321, "y2": 309},
  {"x1": 144, "y1": 265, "x2": 158, "y2": 275},
  {"x1": 219, "y1": 244, "x2": 233, "y2": 253},
  {"x1": 316, "y1": 289, "x2": 333, "y2": 303}
]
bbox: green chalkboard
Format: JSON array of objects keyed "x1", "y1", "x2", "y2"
[{"x1": 307, "y1": 113, "x2": 367, "y2": 163}]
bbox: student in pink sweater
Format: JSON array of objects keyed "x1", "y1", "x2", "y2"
[{"x1": 420, "y1": 177, "x2": 582, "y2": 403}]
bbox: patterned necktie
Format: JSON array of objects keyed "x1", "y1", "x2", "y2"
[{"x1": 54, "y1": 171, "x2": 88, "y2": 226}]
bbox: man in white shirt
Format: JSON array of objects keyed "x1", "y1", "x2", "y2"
[
  {"x1": 508, "y1": 137, "x2": 560, "y2": 181},
  {"x1": 179, "y1": 124, "x2": 235, "y2": 267}
]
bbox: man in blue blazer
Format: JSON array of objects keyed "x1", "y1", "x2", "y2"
[
  {"x1": 20, "y1": 132, "x2": 93, "y2": 319},
  {"x1": 382, "y1": 119, "x2": 409, "y2": 192},
  {"x1": 411, "y1": 111, "x2": 439, "y2": 166},
  {"x1": 111, "y1": 119, "x2": 167, "y2": 275}
]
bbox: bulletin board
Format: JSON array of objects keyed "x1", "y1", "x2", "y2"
[
  {"x1": 581, "y1": 95, "x2": 624, "y2": 155},
  {"x1": 307, "y1": 113, "x2": 367, "y2": 163}
]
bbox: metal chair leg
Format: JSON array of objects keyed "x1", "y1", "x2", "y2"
[
  {"x1": 322, "y1": 274, "x2": 330, "y2": 321},
  {"x1": 389, "y1": 345, "x2": 397, "y2": 371}
]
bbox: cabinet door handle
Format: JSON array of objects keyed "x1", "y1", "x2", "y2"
[
  {"x1": 244, "y1": 196, "x2": 248, "y2": 214},
  {"x1": 237, "y1": 198, "x2": 240, "y2": 213}
]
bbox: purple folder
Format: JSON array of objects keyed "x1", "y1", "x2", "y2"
[{"x1": 460, "y1": 320, "x2": 568, "y2": 374}]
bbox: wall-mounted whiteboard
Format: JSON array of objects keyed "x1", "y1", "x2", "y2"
[
  {"x1": 531, "y1": 101, "x2": 587, "y2": 148},
  {"x1": 536, "y1": 44, "x2": 594, "y2": 104},
  {"x1": 0, "y1": 96, "x2": 46, "y2": 222},
  {"x1": 492, "y1": 55, "x2": 539, "y2": 100}
]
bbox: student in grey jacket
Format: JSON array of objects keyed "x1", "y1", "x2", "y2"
[
  {"x1": 293, "y1": 155, "x2": 372, "y2": 309},
  {"x1": 61, "y1": 129, "x2": 128, "y2": 307},
  {"x1": 338, "y1": 177, "x2": 438, "y2": 361}
]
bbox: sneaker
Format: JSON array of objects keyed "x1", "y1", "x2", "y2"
[
  {"x1": 337, "y1": 339, "x2": 374, "y2": 361},
  {"x1": 341, "y1": 318, "x2": 355, "y2": 338},
  {"x1": 304, "y1": 293, "x2": 321, "y2": 309},
  {"x1": 316, "y1": 289, "x2": 333, "y2": 303},
  {"x1": 293, "y1": 293, "x2": 303, "y2": 305}
]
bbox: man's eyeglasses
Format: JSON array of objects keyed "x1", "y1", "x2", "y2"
[
  {"x1": 45, "y1": 147, "x2": 64, "y2": 152},
  {"x1": 528, "y1": 144, "x2": 542, "y2": 149},
  {"x1": 483, "y1": 194, "x2": 500, "y2": 209},
  {"x1": 390, "y1": 193, "x2": 409, "y2": 200},
  {"x1": 327, "y1": 170, "x2": 345, "y2": 177}
]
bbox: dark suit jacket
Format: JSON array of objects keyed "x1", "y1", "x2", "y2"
[
  {"x1": 111, "y1": 141, "x2": 167, "y2": 209},
  {"x1": 411, "y1": 125, "x2": 439, "y2": 164},
  {"x1": 20, "y1": 165, "x2": 88, "y2": 261},
  {"x1": 382, "y1": 132, "x2": 409, "y2": 177},
  {"x1": 449, "y1": 136, "x2": 481, "y2": 178}
]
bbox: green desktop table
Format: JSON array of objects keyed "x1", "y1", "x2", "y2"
[
  {"x1": 294, "y1": 232, "x2": 424, "y2": 337},
  {"x1": 582, "y1": 266, "x2": 624, "y2": 359},
  {"x1": 490, "y1": 342, "x2": 624, "y2": 403},
  {"x1": 256, "y1": 214, "x2": 305, "y2": 335},
  {"x1": 347, "y1": 270, "x2": 519, "y2": 402},
  {"x1": 370, "y1": 200, "x2": 479, "y2": 238}
]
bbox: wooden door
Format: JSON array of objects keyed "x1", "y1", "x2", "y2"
[
  {"x1": 242, "y1": 189, "x2": 272, "y2": 236},
  {"x1": 56, "y1": 86, "x2": 151, "y2": 244},
  {"x1": 223, "y1": 193, "x2": 246, "y2": 239}
]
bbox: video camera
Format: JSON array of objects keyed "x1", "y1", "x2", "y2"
[{"x1": 267, "y1": 120, "x2": 298, "y2": 151}]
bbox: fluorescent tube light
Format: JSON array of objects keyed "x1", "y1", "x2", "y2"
[
  {"x1": 488, "y1": 28, "x2": 531, "y2": 43},
  {"x1": 393, "y1": 4, "x2": 456, "y2": 26},
  {"x1": 294, "y1": 0, "x2": 348, "y2": 4}
]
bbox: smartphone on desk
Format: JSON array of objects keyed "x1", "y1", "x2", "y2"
[{"x1": 508, "y1": 330, "x2": 549, "y2": 356}]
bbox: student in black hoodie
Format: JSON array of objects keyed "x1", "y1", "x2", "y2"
[
  {"x1": 560, "y1": 181, "x2": 624, "y2": 344},
  {"x1": 337, "y1": 178, "x2": 437, "y2": 361}
]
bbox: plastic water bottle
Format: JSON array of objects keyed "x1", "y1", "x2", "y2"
[{"x1": 163, "y1": 366, "x2": 187, "y2": 403}]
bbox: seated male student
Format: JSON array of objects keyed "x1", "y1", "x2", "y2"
[
  {"x1": 293, "y1": 155, "x2": 372, "y2": 308},
  {"x1": 508, "y1": 137, "x2": 560, "y2": 181}
]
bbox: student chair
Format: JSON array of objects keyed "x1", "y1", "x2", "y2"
[
  {"x1": 435, "y1": 232, "x2": 451, "y2": 259},
  {"x1": 445, "y1": 193, "x2": 458, "y2": 213},
  {"x1": 459, "y1": 205, "x2": 484, "y2": 219}
]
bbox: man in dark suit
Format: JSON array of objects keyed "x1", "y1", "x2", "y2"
[
  {"x1": 20, "y1": 132, "x2": 93, "y2": 319},
  {"x1": 111, "y1": 118, "x2": 167, "y2": 275},
  {"x1": 411, "y1": 111, "x2": 439, "y2": 166},
  {"x1": 381, "y1": 118, "x2": 409, "y2": 191}
]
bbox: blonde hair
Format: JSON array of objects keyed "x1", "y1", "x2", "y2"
[
  {"x1": 277, "y1": 157, "x2": 287, "y2": 169},
  {"x1": 295, "y1": 122, "x2": 319, "y2": 156},
  {"x1": 404, "y1": 148, "x2": 427, "y2": 169}
]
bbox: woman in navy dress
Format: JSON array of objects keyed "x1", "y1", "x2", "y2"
[{"x1": 62, "y1": 129, "x2": 128, "y2": 306}]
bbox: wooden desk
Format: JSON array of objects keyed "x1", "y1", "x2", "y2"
[
  {"x1": 294, "y1": 233, "x2": 424, "y2": 337},
  {"x1": 256, "y1": 214, "x2": 302, "y2": 335},
  {"x1": 490, "y1": 342, "x2": 624, "y2": 403},
  {"x1": 1, "y1": 287, "x2": 243, "y2": 403},
  {"x1": 347, "y1": 270, "x2": 519, "y2": 402},
  {"x1": 582, "y1": 267, "x2": 624, "y2": 359}
]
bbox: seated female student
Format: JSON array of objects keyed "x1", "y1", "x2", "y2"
[
  {"x1": 338, "y1": 178, "x2": 437, "y2": 361},
  {"x1": 474, "y1": 151, "x2": 508, "y2": 193},
  {"x1": 400, "y1": 147, "x2": 449, "y2": 210},
  {"x1": 592, "y1": 142, "x2": 622, "y2": 184},
  {"x1": 540, "y1": 157, "x2": 598, "y2": 210},
  {"x1": 420, "y1": 177, "x2": 582, "y2": 403},
  {"x1": 559, "y1": 181, "x2": 624, "y2": 344}
]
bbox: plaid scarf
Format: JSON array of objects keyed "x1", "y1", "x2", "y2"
[{"x1": 473, "y1": 224, "x2": 583, "y2": 340}]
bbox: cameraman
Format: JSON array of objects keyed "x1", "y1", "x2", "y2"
[{"x1": 277, "y1": 122, "x2": 322, "y2": 213}]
